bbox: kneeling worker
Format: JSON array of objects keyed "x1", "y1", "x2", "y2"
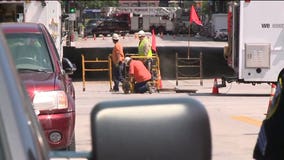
[{"x1": 124, "y1": 57, "x2": 153, "y2": 93}]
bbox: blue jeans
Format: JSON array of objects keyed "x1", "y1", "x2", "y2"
[
  {"x1": 134, "y1": 80, "x2": 151, "y2": 93},
  {"x1": 113, "y1": 62, "x2": 124, "y2": 91}
]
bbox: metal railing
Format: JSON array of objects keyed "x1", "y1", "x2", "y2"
[
  {"x1": 81, "y1": 54, "x2": 112, "y2": 91},
  {"x1": 175, "y1": 52, "x2": 203, "y2": 86}
]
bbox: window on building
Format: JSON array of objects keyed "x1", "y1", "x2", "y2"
[
  {"x1": 140, "y1": 3, "x2": 147, "y2": 7},
  {"x1": 121, "y1": 3, "x2": 129, "y2": 7},
  {"x1": 149, "y1": 3, "x2": 156, "y2": 7},
  {"x1": 131, "y1": 3, "x2": 138, "y2": 7}
]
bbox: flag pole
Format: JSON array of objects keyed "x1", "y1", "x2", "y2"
[
  {"x1": 187, "y1": 23, "x2": 191, "y2": 59},
  {"x1": 188, "y1": 5, "x2": 202, "y2": 59}
]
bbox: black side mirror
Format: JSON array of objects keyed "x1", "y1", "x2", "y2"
[
  {"x1": 90, "y1": 97, "x2": 212, "y2": 160},
  {"x1": 62, "y1": 31, "x2": 69, "y2": 37},
  {"x1": 62, "y1": 57, "x2": 76, "y2": 75}
]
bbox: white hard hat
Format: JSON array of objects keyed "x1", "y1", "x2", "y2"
[
  {"x1": 112, "y1": 33, "x2": 119, "y2": 40},
  {"x1": 138, "y1": 30, "x2": 145, "y2": 37},
  {"x1": 124, "y1": 57, "x2": 131, "y2": 65}
]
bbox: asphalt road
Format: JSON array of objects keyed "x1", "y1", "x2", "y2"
[
  {"x1": 73, "y1": 79, "x2": 271, "y2": 160},
  {"x1": 70, "y1": 35, "x2": 269, "y2": 160}
]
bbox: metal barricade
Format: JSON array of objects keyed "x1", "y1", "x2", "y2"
[
  {"x1": 81, "y1": 54, "x2": 112, "y2": 91},
  {"x1": 175, "y1": 52, "x2": 203, "y2": 86}
]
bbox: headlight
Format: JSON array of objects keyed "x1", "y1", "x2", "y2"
[{"x1": 33, "y1": 91, "x2": 68, "y2": 110}]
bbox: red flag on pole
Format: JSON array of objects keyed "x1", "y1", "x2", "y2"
[
  {"x1": 190, "y1": 5, "x2": 203, "y2": 26},
  {"x1": 151, "y1": 29, "x2": 157, "y2": 53}
]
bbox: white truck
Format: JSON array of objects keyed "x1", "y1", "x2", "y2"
[
  {"x1": 130, "y1": 15, "x2": 174, "y2": 34},
  {"x1": 0, "y1": 0, "x2": 63, "y2": 59},
  {"x1": 211, "y1": 13, "x2": 227, "y2": 37},
  {"x1": 223, "y1": 1, "x2": 284, "y2": 87},
  {"x1": 111, "y1": 7, "x2": 178, "y2": 34}
]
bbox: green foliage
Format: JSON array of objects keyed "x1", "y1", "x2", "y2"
[{"x1": 79, "y1": 0, "x2": 118, "y2": 8}]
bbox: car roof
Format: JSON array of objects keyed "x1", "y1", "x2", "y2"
[
  {"x1": 0, "y1": 22, "x2": 42, "y2": 34},
  {"x1": 87, "y1": 19, "x2": 98, "y2": 23}
]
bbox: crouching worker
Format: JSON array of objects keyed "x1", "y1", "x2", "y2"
[{"x1": 124, "y1": 57, "x2": 153, "y2": 94}]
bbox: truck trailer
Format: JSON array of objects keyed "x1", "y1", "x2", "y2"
[
  {"x1": 223, "y1": 1, "x2": 284, "y2": 87},
  {"x1": 0, "y1": 0, "x2": 63, "y2": 59},
  {"x1": 111, "y1": 7, "x2": 178, "y2": 34}
]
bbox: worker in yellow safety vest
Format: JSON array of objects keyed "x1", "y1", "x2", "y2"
[{"x1": 137, "y1": 30, "x2": 152, "y2": 71}]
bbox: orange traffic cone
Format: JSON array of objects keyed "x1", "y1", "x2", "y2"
[
  {"x1": 156, "y1": 71, "x2": 162, "y2": 89},
  {"x1": 212, "y1": 78, "x2": 219, "y2": 94},
  {"x1": 93, "y1": 34, "x2": 96, "y2": 40},
  {"x1": 267, "y1": 83, "x2": 276, "y2": 113}
]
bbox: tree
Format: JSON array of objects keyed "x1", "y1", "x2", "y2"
[
  {"x1": 61, "y1": 0, "x2": 118, "y2": 11},
  {"x1": 80, "y1": 0, "x2": 118, "y2": 9}
]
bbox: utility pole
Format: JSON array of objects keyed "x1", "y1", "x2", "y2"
[
  {"x1": 65, "y1": 1, "x2": 71, "y2": 46},
  {"x1": 66, "y1": 1, "x2": 76, "y2": 47}
]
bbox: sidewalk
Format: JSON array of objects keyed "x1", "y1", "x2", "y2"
[{"x1": 70, "y1": 34, "x2": 227, "y2": 48}]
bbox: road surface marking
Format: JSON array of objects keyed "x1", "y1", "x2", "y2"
[{"x1": 231, "y1": 116, "x2": 262, "y2": 126}]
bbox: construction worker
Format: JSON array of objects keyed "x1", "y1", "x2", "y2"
[
  {"x1": 253, "y1": 75, "x2": 284, "y2": 159},
  {"x1": 124, "y1": 57, "x2": 153, "y2": 94},
  {"x1": 137, "y1": 30, "x2": 152, "y2": 71},
  {"x1": 111, "y1": 33, "x2": 124, "y2": 92}
]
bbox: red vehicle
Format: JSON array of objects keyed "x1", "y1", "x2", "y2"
[{"x1": 1, "y1": 23, "x2": 76, "y2": 150}]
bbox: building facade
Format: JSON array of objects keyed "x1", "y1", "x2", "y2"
[
  {"x1": 118, "y1": 0, "x2": 227, "y2": 14},
  {"x1": 118, "y1": 0, "x2": 160, "y2": 7}
]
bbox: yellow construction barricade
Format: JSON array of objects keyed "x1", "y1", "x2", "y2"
[{"x1": 81, "y1": 54, "x2": 112, "y2": 91}]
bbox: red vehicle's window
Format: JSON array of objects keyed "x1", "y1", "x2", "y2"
[{"x1": 5, "y1": 33, "x2": 53, "y2": 72}]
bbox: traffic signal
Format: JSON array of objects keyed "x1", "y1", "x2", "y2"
[
  {"x1": 70, "y1": 7, "x2": 75, "y2": 13},
  {"x1": 69, "y1": 1, "x2": 76, "y2": 13}
]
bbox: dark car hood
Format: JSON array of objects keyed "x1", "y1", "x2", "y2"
[{"x1": 19, "y1": 72, "x2": 57, "y2": 99}]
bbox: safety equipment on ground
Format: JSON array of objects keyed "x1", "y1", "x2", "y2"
[
  {"x1": 112, "y1": 33, "x2": 119, "y2": 40},
  {"x1": 122, "y1": 80, "x2": 133, "y2": 94},
  {"x1": 138, "y1": 30, "x2": 145, "y2": 37},
  {"x1": 212, "y1": 78, "x2": 219, "y2": 94},
  {"x1": 156, "y1": 70, "x2": 162, "y2": 89}
]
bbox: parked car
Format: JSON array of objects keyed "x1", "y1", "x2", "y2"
[
  {"x1": 91, "y1": 19, "x2": 130, "y2": 37},
  {"x1": 213, "y1": 28, "x2": 228, "y2": 41},
  {"x1": 1, "y1": 22, "x2": 76, "y2": 151},
  {"x1": 84, "y1": 19, "x2": 100, "y2": 37}
]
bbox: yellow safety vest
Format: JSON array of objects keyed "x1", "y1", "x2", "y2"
[{"x1": 138, "y1": 38, "x2": 152, "y2": 57}]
